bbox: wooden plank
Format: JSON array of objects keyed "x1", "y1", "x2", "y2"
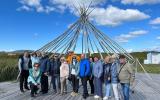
[{"x1": 0, "y1": 73, "x2": 160, "y2": 100}]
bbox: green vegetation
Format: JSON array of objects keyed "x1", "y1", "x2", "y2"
[
  {"x1": 0, "y1": 53, "x2": 19, "y2": 82},
  {"x1": 137, "y1": 64, "x2": 160, "y2": 74}
]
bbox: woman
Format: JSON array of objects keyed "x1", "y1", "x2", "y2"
[
  {"x1": 69, "y1": 55, "x2": 80, "y2": 96},
  {"x1": 93, "y1": 56, "x2": 103, "y2": 99},
  {"x1": 28, "y1": 62, "x2": 41, "y2": 97},
  {"x1": 60, "y1": 57, "x2": 69, "y2": 95},
  {"x1": 103, "y1": 56, "x2": 112, "y2": 100}
]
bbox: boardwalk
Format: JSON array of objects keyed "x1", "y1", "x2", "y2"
[{"x1": 0, "y1": 73, "x2": 160, "y2": 100}]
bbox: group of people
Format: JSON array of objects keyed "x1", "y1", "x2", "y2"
[{"x1": 18, "y1": 51, "x2": 135, "y2": 100}]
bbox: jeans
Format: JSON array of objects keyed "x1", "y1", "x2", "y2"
[
  {"x1": 121, "y1": 83, "x2": 130, "y2": 100},
  {"x1": 81, "y1": 77, "x2": 89, "y2": 96},
  {"x1": 112, "y1": 83, "x2": 119, "y2": 100},
  {"x1": 94, "y1": 77, "x2": 103, "y2": 97},
  {"x1": 41, "y1": 74, "x2": 48, "y2": 93},
  {"x1": 30, "y1": 83, "x2": 39, "y2": 96},
  {"x1": 20, "y1": 70, "x2": 29, "y2": 91},
  {"x1": 88, "y1": 76, "x2": 94, "y2": 94},
  {"x1": 71, "y1": 74, "x2": 79, "y2": 93},
  {"x1": 52, "y1": 75, "x2": 60, "y2": 92},
  {"x1": 105, "y1": 80, "x2": 111, "y2": 97}
]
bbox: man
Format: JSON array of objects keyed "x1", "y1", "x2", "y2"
[
  {"x1": 18, "y1": 51, "x2": 32, "y2": 92},
  {"x1": 40, "y1": 52, "x2": 50, "y2": 94},
  {"x1": 110, "y1": 54, "x2": 120, "y2": 100},
  {"x1": 118, "y1": 55, "x2": 135, "y2": 100},
  {"x1": 49, "y1": 54, "x2": 61, "y2": 94},
  {"x1": 79, "y1": 54, "x2": 90, "y2": 99}
]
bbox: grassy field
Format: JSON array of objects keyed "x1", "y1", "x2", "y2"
[
  {"x1": 0, "y1": 52, "x2": 160, "y2": 82},
  {"x1": 0, "y1": 53, "x2": 19, "y2": 82}
]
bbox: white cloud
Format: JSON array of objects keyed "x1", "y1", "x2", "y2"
[
  {"x1": 150, "y1": 17, "x2": 160, "y2": 25},
  {"x1": 126, "y1": 48, "x2": 133, "y2": 53},
  {"x1": 16, "y1": 5, "x2": 32, "y2": 11},
  {"x1": 17, "y1": 1, "x2": 150, "y2": 26},
  {"x1": 115, "y1": 30, "x2": 148, "y2": 43},
  {"x1": 121, "y1": 0, "x2": 160, "y2": 5},
  {"x1": 157, "y1": 36, "x2": 160, "y2": 40},
  {"x1": 18, "y1": 0, "x2": 55, "y2": 13},
  {"x1": 89, "y1": 5, "x2": 150, "y2": 26}
]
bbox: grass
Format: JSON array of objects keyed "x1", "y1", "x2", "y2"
[
  {"x1": 0, "y1": 53, "x2": 19, "y2": 82},
  {"x1": 137, "y1": 64, "x2": 160, "y2": 74}
]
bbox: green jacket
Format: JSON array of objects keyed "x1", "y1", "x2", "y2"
[{"x1": 118, "y1": 63, "x2": 135, "y2": 84}]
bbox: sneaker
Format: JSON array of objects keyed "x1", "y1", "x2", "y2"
[
  {"x1": 103, "y1": 96, "x2": 109, "y2": 100},
  {"x1": 74, "y1": 93, "x2": 78, "y2": 96},
  {"x1": 94, "y1": 95, "x2": 100, "y2": 99},
  {"x1": 71, "y1": 92, "x2": 75, "y2": 96}
]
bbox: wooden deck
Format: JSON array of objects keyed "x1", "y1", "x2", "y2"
[{"x1": 0, "y1": 73, "x2": 160, "y2": 100}]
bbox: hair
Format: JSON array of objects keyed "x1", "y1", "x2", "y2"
[
  {"x1": 94, "y1": 55, "x2": 100, "y2": 59},
  {"x1": 119, "y1": 55, "x2": 126, "y2": 59},
  {"x1": 89, "y1": 56, "x2": 94, "y2": 62}
]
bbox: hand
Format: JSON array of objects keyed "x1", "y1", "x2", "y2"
[
  {"x1": 44, "y1": 72, "x2": 48, "y2": 76},
  {"x1": 108, "y1": 77, "x2": 111, "y2": 81}
]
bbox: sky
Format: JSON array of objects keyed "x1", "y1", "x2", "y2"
[{"x1": 0, "y1": 0, "x2": 160, "y2": 52}]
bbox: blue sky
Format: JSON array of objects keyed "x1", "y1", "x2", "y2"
[{"x1": 0, "y1": 0, "x2": 160, "y2": 52}]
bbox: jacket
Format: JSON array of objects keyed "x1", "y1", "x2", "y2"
[
  {"x1": 28, "y1": 68, "x2": 41, "y2": 85},
  {"x1": 118, "y1": 63, "x2": 135, "y2": 84},
  {"x1": 49, "y1": 58, "x2": 61, "y2": 76},
  {"x1": 79, "y1": 58, "x2": 90, "y2": 77},
  {"x1": 93, "y1": 60, "x2": 103, "y2": 78},
  {"x1": 103, "y1": 63, "x2": 112, "y2": 81},
  {"x1": 111, "y1": 61, "x2": 119, "y2": 83},
  {"x1": 40, "y1": 56, "x2": 50, "y2": 73},
  {"x1": 60, "y1": 62, "x2": 69, "y2": 78},
  {"x1": 69, "y1": 62, "x2": 80, "y2": 76}
]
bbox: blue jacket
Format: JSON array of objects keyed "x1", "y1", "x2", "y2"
[
  {"x1": 40, "y1": 56, "x2": 50, "y2": 73},
  {"x1": 111, "y1": 59, "x2": 120, "y2": 83},
  {"x1": 79, "y1": 58, "x2": 90, "y2": 77},
  {"x1": 93, "y1": 60, "x2": 103, "y2": 78}
]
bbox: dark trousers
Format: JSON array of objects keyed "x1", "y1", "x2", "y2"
[
  {"x1": 41, "y1": 74, "x2": 48, "y2": 93},
  {"x1": 71, "y1": 74, "x2": 79, "y2": 93},
  {"x1": 20, "y1": 70, "x2": 29, "y2": 91},
  {"x1": 88, "y1": 76, "x2": 94, "y2": 94},
  {"x1": 94, "y1": 77, "x2": 103, "y2": 97},
  {"x1": 81, "y1": 77, "x2": 89, "y2": 96},
  {"x1": 51, "y1": 75, "x2": 60, "y2": 92},
  {"x1": 30, "y1": 83, "x2": 39, "y2": 96}
]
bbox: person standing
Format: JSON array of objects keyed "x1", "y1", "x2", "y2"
[
  {"x1": 70, "y1": 55, "x2": 80, "y2": 96},
  {"x1": 118, "y1": 55, "x2": 135, "y2": 100},
  {"x1": 89, "y1": 56, "x2": 94, "y2": 95},
  {"x1": 60, "y1": 57, "x2": 69, "y2": 95},
  {"x1": 39, "y1": 52, "x2": 50, "y2": 94},
  {"x1": 28, "y1": 62, "x2": 41, "y2": 97},
  {"x1": 79, "y1": 54, "x2": 90, "y2": 99},
  {"x1": 110, "y1": 54, "x2": 120, "y2": 100},
  {"x1": 49, "y1": 54, "x2": 61, "y2": 94},
  {"x1": 103, "y1": 56, "x2": 112, "y2": 100},
  {"x1": 18, "y1": 51, "x2": 32, "y2": 92},
  {"x1": 93, "y1": 56, "x2": 103, "y2": 99}
]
